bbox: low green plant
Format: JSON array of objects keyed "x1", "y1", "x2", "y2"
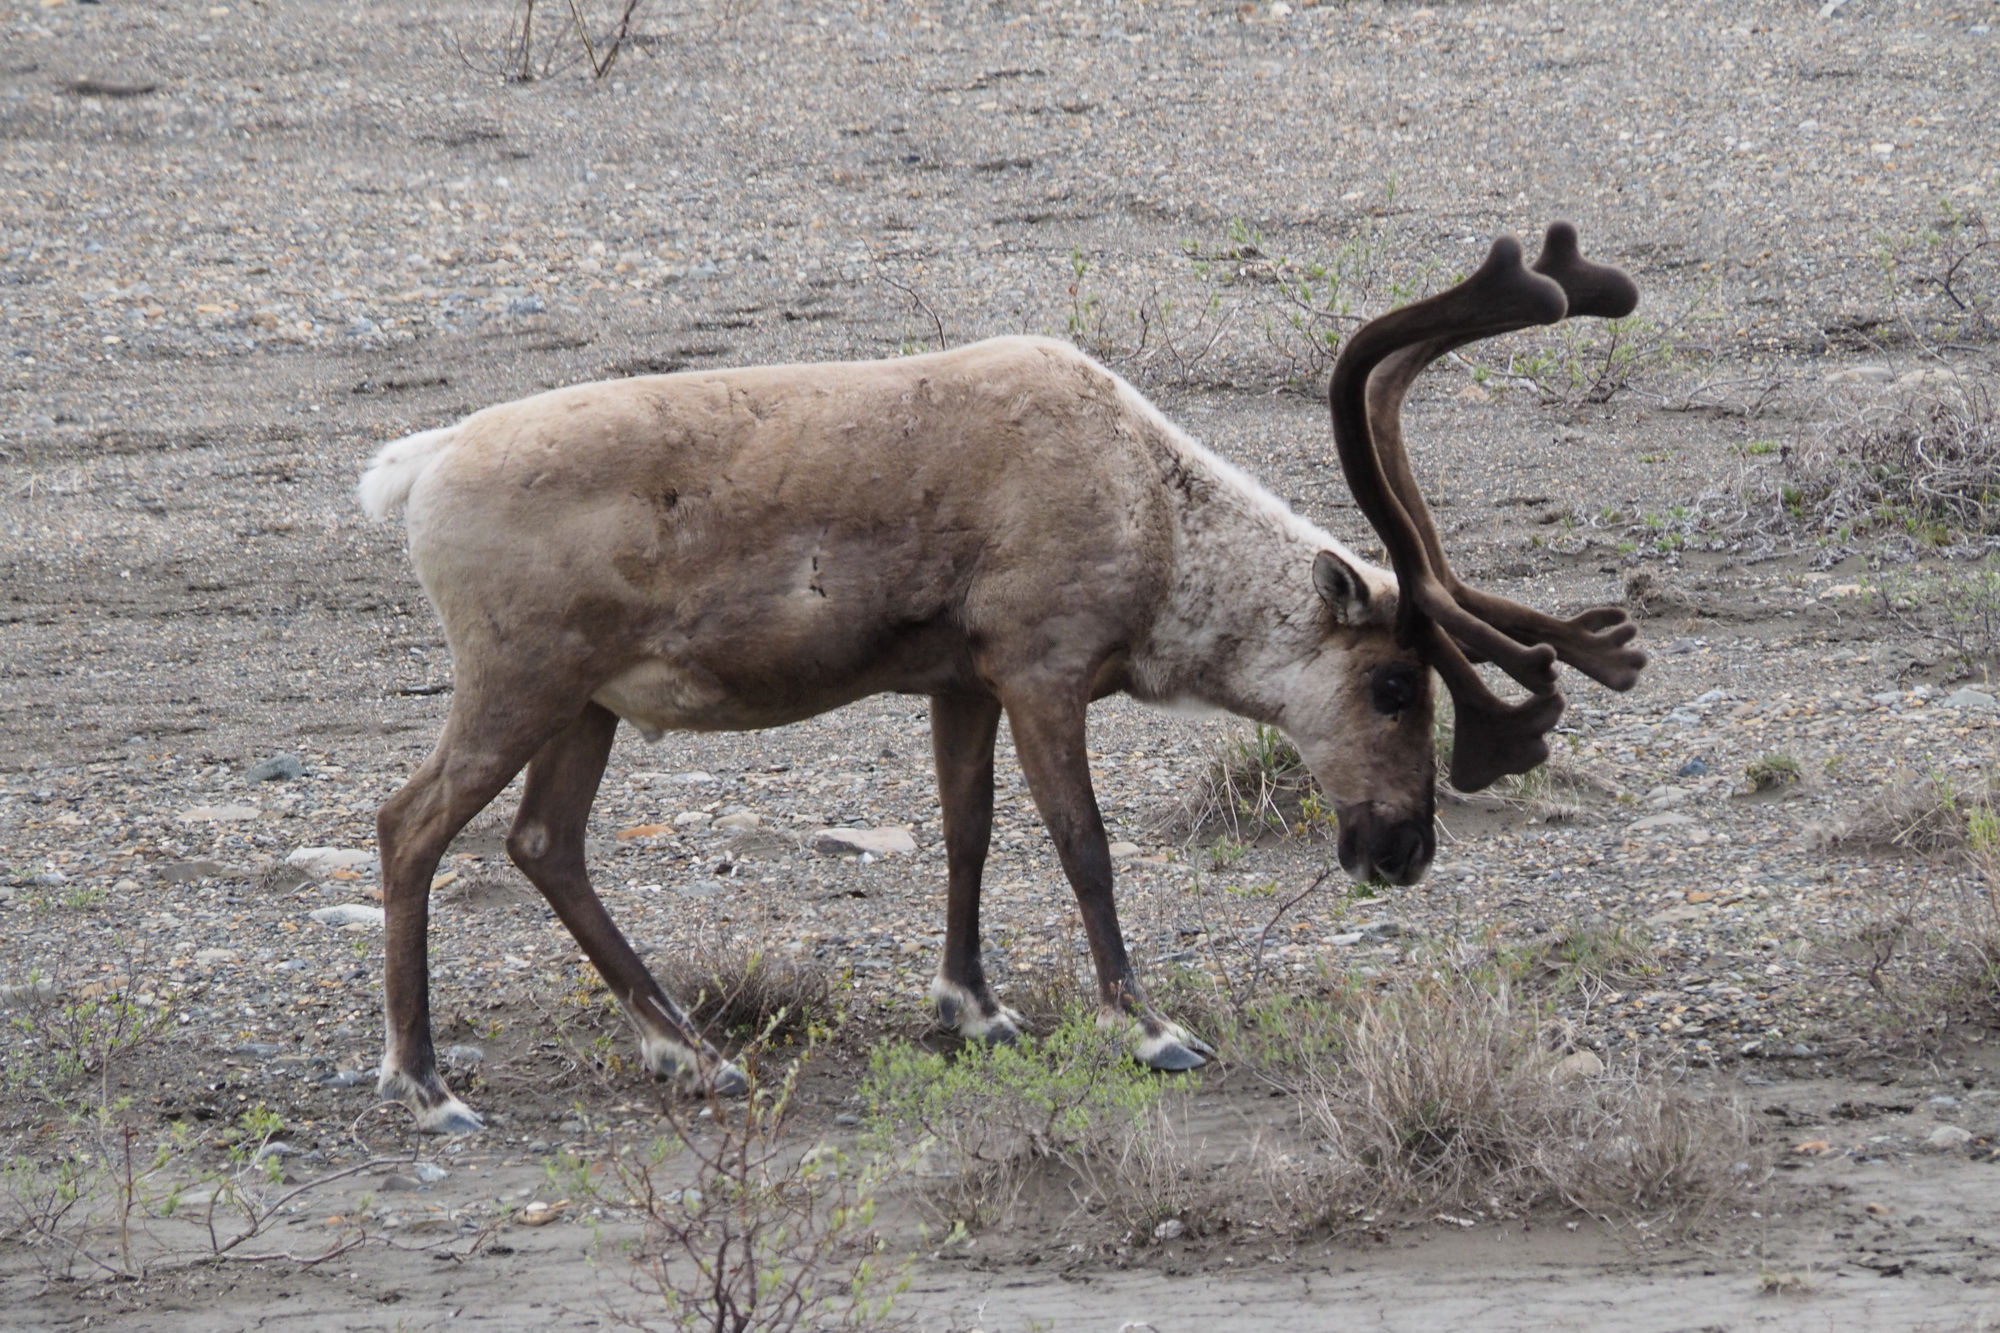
[{"x1": 861, "y1": 1013, "x2": 1180, "y2": 1233}]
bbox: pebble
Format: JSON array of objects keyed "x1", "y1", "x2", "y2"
[
  {"x1": 1154, "y1": 1218, "x2": 1186, "y2": 1241},
  {"x1": 812, "y1": 827, "x2": 918, "y2": 857},
  {"x1": 673, "y1": 811, "x2": 713, "y2": 827},
  {"x1": 245, "y1": 753, "x2": 306, "y2": 783},
  {"x1": 1629, "y1": 812, "x2": 1697, "y2": 832},
  {"x1": 714, "y1": 812, "x2": 762, "y2": 831},
  {"x1": 443, "y1": 1044, "x2": 485, "y2": 1068},
  {"x1": 178, "y1": 805, "x2": 261, "y2": 822},
  {"x1": 194, "y1": 948, "x2": 239, "y2": 965},
  {"x1": 1676, "y1": 758, "x2": 1711, "y2": 777},
  {"x1": 1893, "y1": 368, "x2": 1959, "y2": 392},
  {"x1": 1926, "y1": 1125, "x2": 1974, "y2": 1151},
  {"x1": 287, "y1": 847, "x2": 376, "y2": 873},
  {"x1": 309, "y1": 904, "x2": 386, "y2": 927},
  {"x1": 1109, "y1": 841, "x2": 1142, "y2": 859},
  {"x1": 1824, "y1": 364, "x2": 1894, "y2": 385}
]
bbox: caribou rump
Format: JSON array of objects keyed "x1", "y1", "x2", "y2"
[{"x1": 357, "y1": 223, "x2": 1645, "y2": 1132}]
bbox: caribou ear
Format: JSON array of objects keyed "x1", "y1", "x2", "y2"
[{"x1": 1312, "y1": 550, "x2": 1376, "y2": 624}]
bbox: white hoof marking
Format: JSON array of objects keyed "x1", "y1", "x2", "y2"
[{"x1": 930, "y1": 976, "x2": 1023, "y2": 1043}]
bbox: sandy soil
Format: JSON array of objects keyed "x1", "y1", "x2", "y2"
[{"x1": 4, "y1": 0, "x2": 2000, "y2": 1328}]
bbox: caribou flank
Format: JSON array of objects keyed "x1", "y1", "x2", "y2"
[{"x1": 357, "y1": 223, "x2": 1645, "y2": 1133}]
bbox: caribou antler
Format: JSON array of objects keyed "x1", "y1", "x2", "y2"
[
  {"x1": 1329, "y1": 229, "x2": 1648, "y2": 791},
  {"x1": 1359, "y1": 222, "x2": 1646, "y2": 693}
]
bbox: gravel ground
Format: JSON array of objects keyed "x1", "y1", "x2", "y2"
[{"x1": 4, "y1": 0, "x2": 2000, "y2": 1327}]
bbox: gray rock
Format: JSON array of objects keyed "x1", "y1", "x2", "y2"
[
  {"x1": 286, "y1": 846, "x2": 376, "y2": 873},
  {"x1": 1629, "y1": 812, "x2": 1697, "y2": 832},
  {"x1": 1926, "y1": 1125, "x2": 1974, "y2": 1151},
  {"x1": 378, "y1": 1173, "x2": 421, "y2": 1192},
  {"x1": 714, "y1": 811, "x2": 761, "y2": 831},
  {"x1": 1941, "y1": 688, "x2": 1997, "y2": 711},
  {"x1": 1645, "y1": 785, "x2": 1693, "y2": 810},
  {"x1": 309, "y1": 903, "x2": 385, "y2": 927},
  {"x1": 1551, "y1": 1051, "x2": 1605, "y2": 1083},
  {"x1": 1153, "y1": 1218, "x2": 1186, "y2": 1241},
  {"x1": 442, "y1": 1044, "x2": 485, "y2": 1069},
  {"x1": 1108, "y1": 840, "x2": 1142, "y2": 859},
  {"x1": 246, "y1": 753, "x2": 305, "y2": 782},
  {"x1": 325, "y1": 1069, "x2": 370, "y2": 1088},
  {"x1": 812, "y1": 826, "x2": 918, "y2": 857},
  {"x1": 1677, "y1": 758, "x2": 1711, "y2": 777},
  {"x1": 505, "y1": 294, "x2": 546, "y2": 316}
]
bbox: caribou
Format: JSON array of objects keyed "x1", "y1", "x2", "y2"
[{"x1": 357, "y1": 222, "x2": 1647, "y2": 1133}]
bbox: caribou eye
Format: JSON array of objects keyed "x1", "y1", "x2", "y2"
[{"x1": 1369, "y1": 663, "x2": 1419, "y2": 716}]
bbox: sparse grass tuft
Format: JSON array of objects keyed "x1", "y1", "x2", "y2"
[
  {"x1": 1505, "y1": 924, "x2": 1662, "y2": 999},
  {"x1": 1161, "y1": 724, "x2": 1331, "y2": 844},
  {"x1": 1810, "y1": 771, "x2": 1996, "y2": 857},
  {"x1": 1287, "y1": 974, "x2": 1763, "y2": 1232},
  {"x1": 1746, "y1": 753, "x2": 1802, "y2": 792}
]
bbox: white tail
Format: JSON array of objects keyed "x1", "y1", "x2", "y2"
[{"x1": 357, "y1": 425, "x2": 460, "y2": 521}]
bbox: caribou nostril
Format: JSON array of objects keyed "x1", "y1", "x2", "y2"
[{"x1": 1375, "y1": 820, "x2": 1434, "y2": 884}]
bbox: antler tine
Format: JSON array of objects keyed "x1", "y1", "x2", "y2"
[
  {"x1": 1329, "y1": 235, "x2": 1570, "y2": 791},
  {"x1": 1360, "y1": 222, "x2": 1649, "y2": 694}
]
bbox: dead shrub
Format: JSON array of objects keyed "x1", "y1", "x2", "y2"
[
  {"x1": 653, "y1": 938, "x2": 836, "y2": 1044},
  {"x1": 599, "y1": 1060, "x2": 912, "y2": 1333},
  {"x1": 1776, "y1": 379, "x2": 2000, "y2": 542}
]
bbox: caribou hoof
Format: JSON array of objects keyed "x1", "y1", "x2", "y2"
[
  {"x1": 1124, "y1": 1014, "x2": 1216, "y2": 1073},
  {"x1": 707, "y1": 1060, "x2": 751, "y2": 1098},
  {"x1": 931, "y1": 976, "x2": 1024, "y2": 1045},
  {"x1": 379, "y1": 1067, "x2": 486, "y2": 1134},
  {"x1": 640, "y1": 1034, "x2": 749, "y2": 1097}
]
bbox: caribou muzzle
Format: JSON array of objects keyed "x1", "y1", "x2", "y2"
[{"x1": 1335, "y1": 800, "x2": 1436, "y2": 887}]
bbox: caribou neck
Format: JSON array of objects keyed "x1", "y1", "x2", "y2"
[{"x1": 1123, "y1": 426, "x2": 1383, "y2": 729}]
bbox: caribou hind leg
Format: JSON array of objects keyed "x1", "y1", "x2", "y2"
[
  {"x1": 927, "y1": 692, "x2": 1024, "y2": 1043},
  {"x1": 505, "y1": 703, "x2": 747, "y2": 1096},
  {"x1": 1000, "y1": 688, "x2": 1215, "y2": 1072},
  {"x1": 376, "y1": 696, "x2": 560, "y2": 1133}
]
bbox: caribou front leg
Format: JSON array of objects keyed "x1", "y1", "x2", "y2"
[
  {"x1": 927, "y1": 692, "x2": 1023, "y2": 1044},
  {"x1": 505, "y1": 704, "x2": 746, "y2": 1096},
  {"x1": 1001, "y1": 689, "x2": 1214, "y2": 1071}
]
